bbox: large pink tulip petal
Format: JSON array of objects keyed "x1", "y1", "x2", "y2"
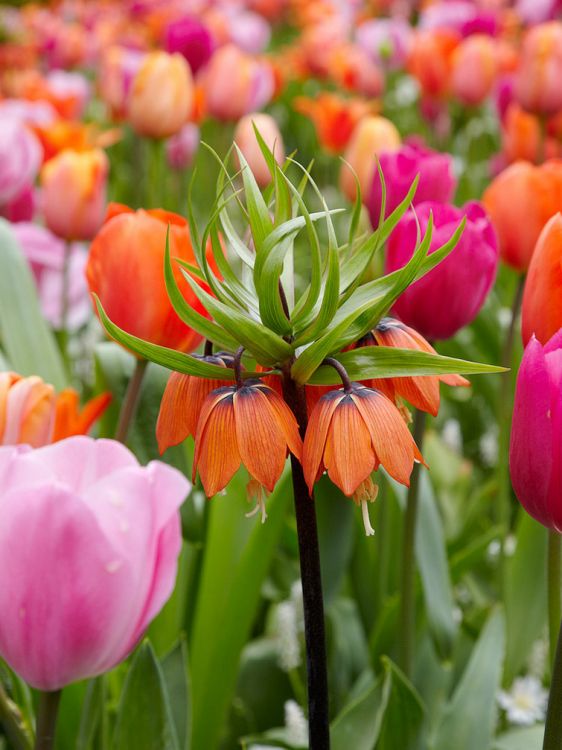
[
  {"x1": 32, "y1": 436, "x2": 138, "y2": 493},
  {"x1": 0, "y1": 484, "x2": 134, "y2": 690},
  {"x1": 510, "y1": 337, "x2": 554, "y2": 527}
]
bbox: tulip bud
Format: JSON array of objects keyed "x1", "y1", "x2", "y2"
[
  {"x1": 99, "y1": 46, "x2": 145, "y2": 121},
  {"x1": 522, "y1": 213, "x2": 562, "y2": 345},
  {"x1": 451, "y1": 35, "x2": 498, "y2": 106},
  {"x1": 515, "y1": 22, "x2": 562, "y2": 116},
  {"x1": 234, "y1": 113, "x2": 284, "y2": 187},
  {"x1": 340, "y1": 116, "x2": 401, "y2": 202},
  {"x1": 163, "y1": 15, "x2": 215, "y2": 73},
  {"x1": 483, "y1": 160, "x2": 562, "y2": 271},
  {"x1": 165, "y1": 123, "x2": 200, "y2": 171},
  {"x1": 386, "y1": 201, "x2": 499, "y2": 340},
  {"x1": 41, "y1": 148, "x2": 108, "y2": 241},
  {"x1": 367, "y1": 142, "x2": 456, "y2": 227},
  {"x1": 510, "y1": 332, "x2": 562, "y2": 531},
  {"x1": 129, "y1": 51, "x2": 194, "y2": 139},
  {"x1": 0, "y1": 436, "x2": 188, "y2": 690},
  {"x1": 86, "y1": 205, "x2": 210, "y2": 352}
]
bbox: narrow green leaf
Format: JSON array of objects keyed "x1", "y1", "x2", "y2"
[
  {"x1": 234, "y1": 144, "x2": 273, "y2": 252},
  {"x1": 113, "y1": 642, "x2": 179, "y2": 750},
  {"x1": 432, "y1": 609, "x2": 505, "y2": 750},
  {"x1": 94, "y1": 296, "x2": 237, "y2": 379},
  {"x1": 377, "y1": 657, "x2": 425, "y2": 750},
  {"x1": 180, "y1": 269, "x2": 294, "y2": 365},
  {"x1": 307, "y1": 347, "x2": 505, "y2": 385},
  {"x1": 76, "y1": 678, "x2": 103, "y2": 750},
  {"x1": 493, "y1": 726, "x2": 544, "y2": 750},
  {"x1": 0, "y1": 219, "x2": 67, "y2": 388},
  {"x1": 163, "y1": 233, "x2": 240, "y2": 352}
]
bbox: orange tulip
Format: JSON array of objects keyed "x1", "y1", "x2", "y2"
[
  {"x1": 408, "y1": 29, "x2": 459, "y2": 100},
  {"x1": 302, "y1": 383, "x2": 424, "y2": 534},
  {"x1": 234, "y1": 113, "x2": 285, "y2": 187},
  {"x1": 192, "y1": 381, "x2": 302, "y2": 502},
  {"x1": 451, "y1": 35, "x2": 498, "y2": 106},
  {"x1": 294, "y1": 93, "x2": 375, "y2": 154},
  {"x1": 0, "y1": 372, "x2": 110, "y2": 447},
  {"x1": 483, "y1": 160, "x2": 562, "y2": 271},
  {"x1": 41, "y1": 148, "x2": 108, "y2": 241},
  {"x1": 156, "y1": 353, "x2": 234, "y2": 453},
  {"x1": 128, "y1": 51, "x2": 193, "y2": 139},
  {"x1": 86, "y1": 204, "x2": 212, "y2": 352},
  {"x1": 500, "y1": 103, "x2": 562, "y2": 164},
  {"x1": 522, "y1": 213, "x2": 562, "y2": 345},
  {"x1": 340, "y1": 115, "x2": 401, "y2": 202}
]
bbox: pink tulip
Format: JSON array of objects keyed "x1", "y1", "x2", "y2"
[
  {"x1": 203, "y1": 44, "x2": 274, "y2": 121},
  {"x1": 165, "y1": 123, "x2": 200, "y2": 171},
  {"x1": 228, "y1": 11, "x2": 271, "y2": 54},
  {"x1": 0, "y1": 185, "x2": 36, "y2": 223},
  {"x1": 0, "y1": 119, "x2": 42, "y2": 207},
  {"x1": 163, "y1": 15, "x2": 215, "y2": 73},
  {"x1": 11, "y1": 223, "x2": 91, "y2": 331},
  {"x1": 45, "y1": 70, "x2": 91, "y2": 120},
  {"x1": 0, "y1": 436, "x2": 189, "y2": 690},
  {"x1": 510, "y1": 332, "x2": 562, "y2": 531},
  {"x1": 515, "y1": 22, "x2": 562, "y2": 116},
  {"x1": 385, "y1": 201, "x2": 499, "y2": 340}
]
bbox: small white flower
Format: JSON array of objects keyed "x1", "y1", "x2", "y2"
[
  {"x1": 442, "y1": 419, "x2": 463, "y2": 452},
  {"x1": 480, "y1": 428, "x2": 499, "y2": 467},
  {"x1": 504, "y1": 534, "x2": 517, "y2": 557},
  {"x1": 528, "y1": 637, "x2": 549, "y2": 679},
  {"x1": 498, "y1": 307, "x2": 513, "y2": 329},
  {"x1": 272, "y1": 601, "x2": 301, "y2": 672},
  {"x1": 284, "y1": 700, "x2": 309, "y2": 746},
  {"x1": 498, "y1": 676, "x2": 548, "y2": 726},
  {"x1": 487, "y1": 539, "x2": 501, "y2": 563}
]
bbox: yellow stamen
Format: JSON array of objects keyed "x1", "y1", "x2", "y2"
[{"x1": 352, "y1": 477, "x2": 378, "y2": 537}]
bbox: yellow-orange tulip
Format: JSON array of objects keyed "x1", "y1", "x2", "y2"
[{"x1": 128, "y1": 51, "x2": 193, "y2": 139}]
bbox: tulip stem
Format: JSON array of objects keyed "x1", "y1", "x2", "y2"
[
  {"x1": 497, "y1": 274, "x2": 525, "y2": 588},
  {"x1": 543, "y1": 613, "x2": 562, "y2": 750},
  {"x1": 281, "y1": 371, "x2": 330, "y2": 750},
  {"x1": 399, "y1": 407, "x2": 427, "y2": 678},
  {"x1": 0, "y1": 682, "x2": 31, "y2": 750},
  {"x1": 548, "y1": 531, "x2": 561, "y2": 666},
  {"x1": 58, "y1": 241, "x2": 72, "y2": 368},
  {"x1": 114, "y1": 358, "x2": 148, "y2": 444},
  {"x1": 34, "y1": 690, "x2": 61, "y2": 750}
]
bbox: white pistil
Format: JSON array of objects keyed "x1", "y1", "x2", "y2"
[{"x1": 361, "y1": 499, "x2": 375, "y2": 537}]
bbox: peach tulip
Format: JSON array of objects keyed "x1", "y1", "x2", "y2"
[
  {"x1": 515, "y1": 22, "x2": 562, "y2": 116},
  {"x1": 451, "y1": 35, "x2": 498, "y2": 106},
  {"x1": 41, "y1": 148, "x2": 108, "y2": 241},
  {"x1": 234, "y1": 113, "x2": 285, "y2": 187}
]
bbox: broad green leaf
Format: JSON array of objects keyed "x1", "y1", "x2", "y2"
[
  {"x1": 377, "y1": 657, "x2": 425, "y2": 750},
  {"x1": 113, "y1": 642, "x2": 179, "y2": 750},
  {"x1": 190, "y1": 472, "x2": 292, "y2": 750},
  {"x1": 252, "y1": 124, "x2": 292, "y2": 226},
  {"x1": 432, "y1": 609, "x2": 505, "y2": 750},
  {"x1": 493, "y1": 726, "x2": 544, "y2": 750},
  {"x1": 0, "y1": 219, "x2": 67, "y2": 388},
  {"x1": 307, "y1": 347, "x2": 505, "y2": 385},
  {"x1": 256, "y1": 229, "x2": 298, "y2": 334},
  {"x1": 161, "y1": 640, "x2": 191, "y2": 750},
  {"x1": 331, "y1": 672, "x2": 388, "y2": 750},
  {"x1": 391, "y1": 473, "x2": 457, "y2": 659},
  {"x1": 504, "y1": 513, "x2": 548, "y2": 683},
  {"x1": 94, "y1": 297, "x2": 239, "y2": 379},
  {"x1": 163, "y1": 236, "x2": 240, "y2": 352},
  {"x1": 180, "y1": 270, "x2": 294, "y2": 365},
  {"x1": 76, "y1": 678, "x2": 103, "y2": 750}
]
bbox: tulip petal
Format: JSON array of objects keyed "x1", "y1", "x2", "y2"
[
  {"x1": 510, "y1": 337, "x2": 554, "y2": 528},
  {"x1": 234, "y1": 386, "x2": 288, "y2": 492},
  {"x1": 302, "y1": 391, "x2": 344, "y2": 495},
  {"x1": 0, "y1": 483, "x2": 133, "y2": 690},
  {"x1": 323, "y1": 397, "x2": 376, "y2": 495}
]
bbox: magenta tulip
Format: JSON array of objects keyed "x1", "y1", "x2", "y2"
[
  {"x1": 367, "y1": 141, "x2": 456, "y2": 227},
  {"x1": 0, "y1": 436, "x2": 189, "y2": 690},
  {"x1": 510, "y1": 332, "x2": 562, "y2": 531},
  {"x1": 163, "y1": 15, "x2": 215, "y2": 73},
  {"x1": 385, "y1": 201, "x2": 499, "y2": 340}
]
